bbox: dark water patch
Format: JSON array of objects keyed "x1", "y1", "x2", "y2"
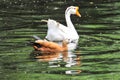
[
  {"x1": 94, "y1": 34, "x2": 120, "y2": 41},
  {"x1": 81, "y1": 70, "x2": 120, "y2": 76},
  {"x1": 81, "y1": 49, "x2": 120, "y2": 56},
  {"x1": 82, "y1": 58, "x2": 120, "y2": 63}
]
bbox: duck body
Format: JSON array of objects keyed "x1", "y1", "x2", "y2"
[
  {"x1": 45, "y1": 6, "x2": 81, "y2": 42},
  {"x1": 33, "y1": 40, "x2": 68, "y2": 53}
]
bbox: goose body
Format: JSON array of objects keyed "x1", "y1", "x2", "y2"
[{"x1": 45, "y1": 6, "x2": 81, "y2": 42}]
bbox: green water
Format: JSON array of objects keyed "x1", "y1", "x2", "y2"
[{"x1": 0, "y1": 0, "x2": 120, "y2": 80}]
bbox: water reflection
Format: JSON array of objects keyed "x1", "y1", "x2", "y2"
[{"x1": 65, "y1": 70, "x2": 81, "y2": 75}]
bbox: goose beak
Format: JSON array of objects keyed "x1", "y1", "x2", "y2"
[{"x1": 76, "y1": 7, "x2": 81, "y2": 17}]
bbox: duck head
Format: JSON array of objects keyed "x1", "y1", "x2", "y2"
[{"x1": 65, "y1": 6, "x2": 81, "y2": 17}]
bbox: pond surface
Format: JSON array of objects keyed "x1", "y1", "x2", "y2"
[{"x1": 0, "y1": 0, "x2": 120, "y2": 80}]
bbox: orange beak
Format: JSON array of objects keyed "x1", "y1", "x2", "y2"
[{"x1": 76, "y1": 7, "x2": 81, "y2": 17}]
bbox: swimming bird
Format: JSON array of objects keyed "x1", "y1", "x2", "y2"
[
  {"x1": 30, "y1": 35, "x2": 68, "y2": 61},
  {"x1": 43, "y1": 6, "x2": 81, "y2": 42}
]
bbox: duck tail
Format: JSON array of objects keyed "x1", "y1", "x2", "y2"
[{"x1": 41, "y1": 19, "x2": 48, "y2": 23}]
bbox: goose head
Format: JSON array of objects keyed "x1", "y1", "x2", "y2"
[{"x1": 65, "y1": 6, "x2": 81, "y2": 17}]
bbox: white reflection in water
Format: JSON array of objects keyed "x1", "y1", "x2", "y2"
[{"x1": 65, "y1": 70, "x2": 81, "y2": 75}]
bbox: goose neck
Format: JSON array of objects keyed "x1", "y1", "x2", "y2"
[{"x1": 65, "y1": 12, "x2": 74, "y2": 29}]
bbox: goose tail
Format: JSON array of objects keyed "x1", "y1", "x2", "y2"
[
  {"x1": 41, "y1": 19, "x2": 48, "y2": 23},
  {"x1": 33, "y1": 35, "x2": 41, "y2": 40}
]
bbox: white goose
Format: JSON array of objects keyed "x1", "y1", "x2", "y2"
[{"x1": 44, "y1": 6, "x2": 81, "y2": 42}]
